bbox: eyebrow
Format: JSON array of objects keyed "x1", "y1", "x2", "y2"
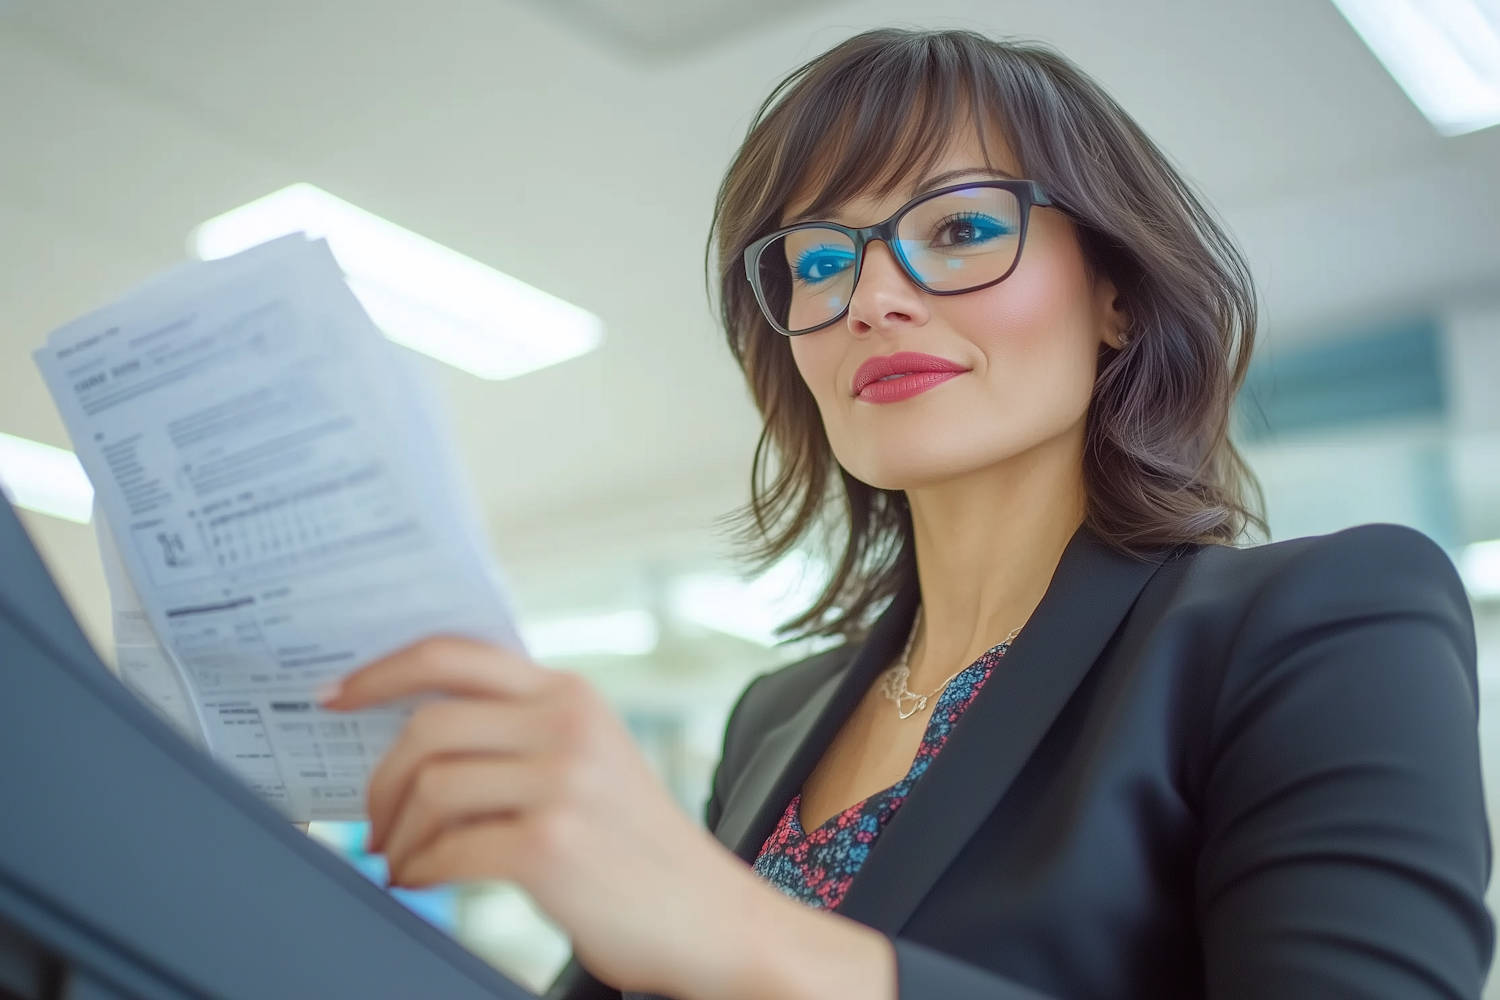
[
  {"x1": 914, "y1": 166, "x2": 1020, "y2": 193},
  {"x1": 787, "y1": 167, "x2": 1022, "y2": 226}
]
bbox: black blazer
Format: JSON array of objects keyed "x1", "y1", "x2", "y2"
[{"x1": 551, "y1": 525, "x2": 1492, "y2": 1000}]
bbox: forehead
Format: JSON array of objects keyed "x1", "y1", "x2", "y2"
[{"x1": 783, "y1": 122, "x2": 1022, "y2": 225}]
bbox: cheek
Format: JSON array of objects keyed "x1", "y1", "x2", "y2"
[
  {"x1": 946, "y1": 248, "x2": 1100, "y2": 409},
  {"x1": 788, "y1": 334, "x2": 847, "y2": 418}
]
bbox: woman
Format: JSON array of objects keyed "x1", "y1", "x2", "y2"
[{"x1": 324, "y1": 29, "x2": 1492, "y2": 1000}]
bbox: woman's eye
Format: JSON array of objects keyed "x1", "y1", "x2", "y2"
[
  {"x1": 931, "y1": 214, "x2": 1012, "y2": 248},
  {"x1": 794, "y1": 246, "x2": 856, "y2": 284}
]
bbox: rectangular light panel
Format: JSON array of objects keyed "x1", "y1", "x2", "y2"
[
  {"x1": 670, "y1": 551, "x2": 826, "y2": 646},
  {"x1": 1461, "y1": 538, "x2": 1500, "y2": 598},
  {"x1": 193, "y1": 184, "x2": 604, "y2": 380},
  {"x1": 520, "y1": 609, "x2": 660, "y2": 660},
  {"x1": 0, "y1": 431, "x2": 94, "y2": 523},
  {"x1": 1330, "y1": 0, "x2": 1500, "y2": 135}
]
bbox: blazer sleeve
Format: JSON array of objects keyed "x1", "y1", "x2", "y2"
[
  {"x1": 889, "y1": 525, "x2": 1491, "y2": 1000},
  {"x1": 1192, "y1": 524, "x2": 1492, "y2": 999}
]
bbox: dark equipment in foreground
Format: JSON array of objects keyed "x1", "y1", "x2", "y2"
[{"x1": 0, "y1": 497, "x2": 533, "y2": 1000}]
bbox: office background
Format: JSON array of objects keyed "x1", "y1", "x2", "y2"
[{"x1": 1, "y1": 0, "x2": 1498, "y2": 993}]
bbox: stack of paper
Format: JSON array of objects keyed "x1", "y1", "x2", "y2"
[{"x1": 34, "y1": 236, "x2": 522, "y2": 822}]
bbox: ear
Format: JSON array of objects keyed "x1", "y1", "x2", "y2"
[{"x1": 1094, "y1": 277, "x2": 1130, "y2": 350}]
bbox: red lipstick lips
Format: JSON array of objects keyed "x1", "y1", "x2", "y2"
[{"x1": 852, "y1": 352, "x2": 970, "y2": 404}]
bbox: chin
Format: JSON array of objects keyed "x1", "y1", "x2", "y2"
[
  {"x1": 830, "y1": 414, "x2": 1086, "y2": 493},
  {"x1": 836, "y1": 441, "x2": 1012, "y2": 492}
]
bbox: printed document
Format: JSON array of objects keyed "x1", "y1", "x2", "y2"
[{"x1": 34, "y1": 236, "x2": 522, "y2": 821}]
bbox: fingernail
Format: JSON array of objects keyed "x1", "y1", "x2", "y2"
[{"x1": 315, "y1": 679, "x2": 343, "y2": 706}]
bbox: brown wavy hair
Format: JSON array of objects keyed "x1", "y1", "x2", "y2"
[{"x1": 710, "y1": 28, "x2": 1263, "y2": 641}]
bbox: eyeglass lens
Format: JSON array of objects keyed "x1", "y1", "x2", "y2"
[{"x1": 755, "y1": 185, "x2": 1024, "y2": 334}]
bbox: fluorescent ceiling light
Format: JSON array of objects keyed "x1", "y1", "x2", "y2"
[
  {"x1": 671, "y1": 551, "x2": 826, "y2": 646},
  {"x1": 192, "y1": 184, "x2": 604, "y2": 380},
  {"x1": 0, "y1": 431, "x2": 94, "y2": 524},
  {"x1": 1330, "y1": 0, "x2": 1500, "y2": 135},
  {"x1": 520, "y1": 609, "x2": 659, "y2": 660},
  {"x1": 1460, "y1": 538, "x2": 1500, "y2": 598}
]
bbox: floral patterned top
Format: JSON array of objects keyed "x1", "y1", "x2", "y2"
[{"x1": 751, "y1": 636, "x2": 1012, "y2": 910}]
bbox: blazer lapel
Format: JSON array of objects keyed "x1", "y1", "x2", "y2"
[
  {"x1": 714, "y1": 584, "x2": 921, "y2": 860},
  {"x1": 836, "y1": 531, "x2": 1165, "y2": 934}
]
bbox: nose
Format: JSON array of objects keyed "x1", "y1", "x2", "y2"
[{"x1": 846, "y1": 240, "x2": 929, "y2": 336}]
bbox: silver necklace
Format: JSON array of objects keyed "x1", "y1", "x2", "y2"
[{"x1": 879, "y1": 608, "x2": 1023, "y2": 720}]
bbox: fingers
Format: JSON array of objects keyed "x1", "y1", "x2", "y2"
[
  {"x1": 381, "y1": 758, "x2": 548, "y2": 876},
  {"x1": 389, "y1": 817, "x2": 528, "y2": 888},
  {"x1": 324, "y1": 637, "x2": 549, "y2": 711},
  {"x1": 332, "y1": 648, "x2": 623, "y2": 901},
  {"x1": 365, "y1": 699, "x2": 548, "y2": 851}
]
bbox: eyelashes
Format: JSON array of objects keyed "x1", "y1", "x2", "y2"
[{"x1": 793, "y1": 244, "x2": 857, "y2": 285}]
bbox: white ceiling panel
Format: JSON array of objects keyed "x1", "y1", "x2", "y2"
[{"x1": 519, "y1": 0, "x2": 850, "y2": 57}]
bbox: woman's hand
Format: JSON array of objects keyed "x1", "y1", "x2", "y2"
[{"x1": 323, "y1": 637, "x2": 894, "y2": 1000}]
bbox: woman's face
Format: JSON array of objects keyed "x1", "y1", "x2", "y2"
[{"x1": 787, "y1": 131, "x2": 1125, "y2": 492}]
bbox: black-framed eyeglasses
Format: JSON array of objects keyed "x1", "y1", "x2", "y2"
[{"x1": 743, "y1": 180, "x2": 1055, "y2": 336}]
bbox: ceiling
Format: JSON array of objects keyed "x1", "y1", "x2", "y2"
[
  {"x1": 3, "y1": 0, "x2": 1499, "y2": 627},
  {"x1": 517, "y1": 0, "x2": 847, "y2": 57}
]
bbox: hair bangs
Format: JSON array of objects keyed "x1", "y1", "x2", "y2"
[{"x1": 789, "y1": 62, "x2": 975, "y2": 222}]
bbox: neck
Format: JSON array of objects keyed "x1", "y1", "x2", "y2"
[{"x1": 903, "y1": 424, "x2": 1086, "y2": 685}]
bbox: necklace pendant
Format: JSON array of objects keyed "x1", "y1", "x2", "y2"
[{"x1": 896, "y1": 694, "x2": 927, "y2": 720}]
